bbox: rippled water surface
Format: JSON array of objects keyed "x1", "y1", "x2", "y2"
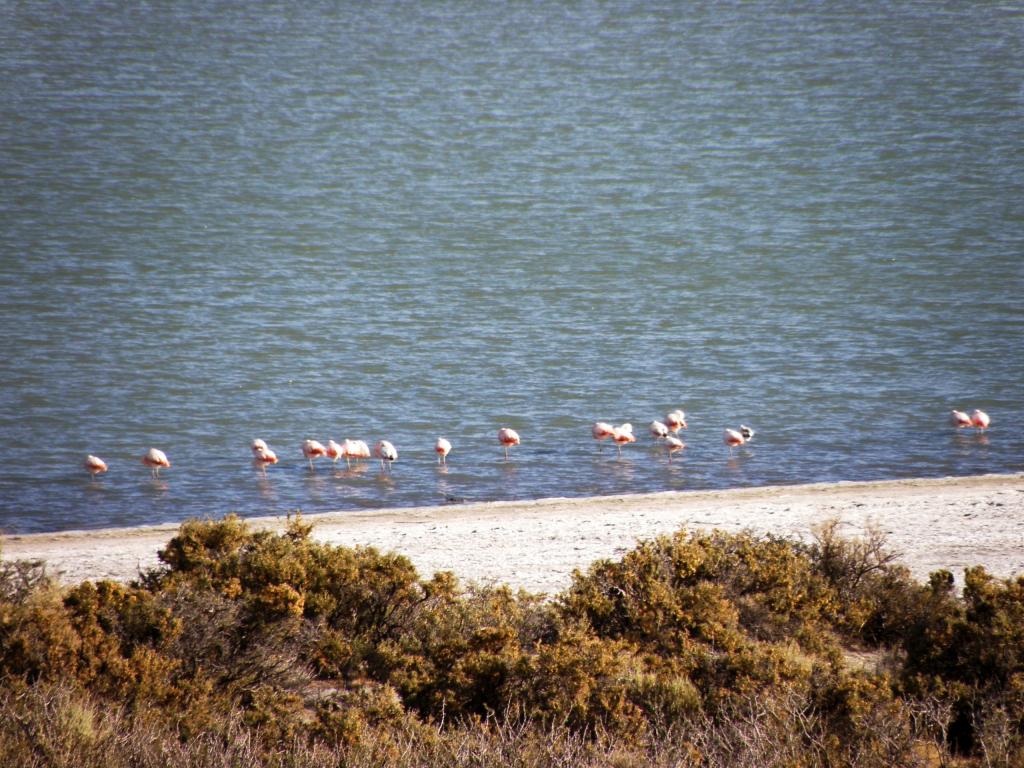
[{"x1": 2, "y1": 1, "x2": 1022, "y2": 533}]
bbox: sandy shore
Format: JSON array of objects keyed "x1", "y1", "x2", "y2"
[{"x1": 3, "y1": 473, "x2": 1023, "y2": 595}]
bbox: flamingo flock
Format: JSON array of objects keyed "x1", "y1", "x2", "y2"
[{"x1": 81, "y1": 408, "x2": 994, "y2": 480}]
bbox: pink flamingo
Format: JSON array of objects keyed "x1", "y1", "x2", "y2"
[
  {"x1": 498, "y1": 428, "x2": 520, "y2": 460},
  {"x1": 971, "y1": 409, "x2": 990, "y2": 431},
  {"x1": 665, "y1": 410, "x2": 687, "y2": 434},
  {"x1": 335, "y1": 439, "x2": 355, "y2": 467},
  {"x1": 950, "y1": 410, "x2": 972, "y2": 428},
  {"x1": 325, "y1": 439, "x2": 344, "y2": 465},
  {"x1": 252, "y1": 444, "x2": 278, "y2": 474},
  {"x1": 435, "y1": 437, "x2": 452, "y2": 465},
  {"x1": 611, "y1": 423, "x2": 636, "y2": 457},
  {"x1": 374, "y1": 440, "x2": 398, "y2": 472},
  {"x1": 142, "y1": 447, "x2": 170, "y2": 477},
  {"x1": 724, "y1": 428, "x2": 746, "y2": 453},
  {"x1": 302, "y1": 439, "x2": 326, "y2": 470},
  {"x1": 592, "y1": 422, "x2": 615, "y2": 450},
  {"x1": 84, "y1": 454, "x2": 108, "y2": 477},
  {"x1": 649, "y1": 421, "x2": 669, "y2": 440},
  {"x1": 664, "y1": 436, "x2": 685, "y2": 461},
  {"x1": 345, "y1": 439, "x2": 371, "y2": 466}
]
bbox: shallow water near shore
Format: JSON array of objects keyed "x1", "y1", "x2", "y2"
[{"x1": 1, "y1": 1, "x2": 1023, "y2": 534}]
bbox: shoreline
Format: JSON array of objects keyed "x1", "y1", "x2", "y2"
[{"x1": 3, "y1": 473, "x2": 1023, "y2": 595}]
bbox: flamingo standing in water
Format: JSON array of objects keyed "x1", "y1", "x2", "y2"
[
  {"x1": 649, "y1": 421, "x2": 669, "y2": 440},
  {"x1": 353, "y1": 440, "x2": 372, "y2": 463},
  {"x1": 724, "y1": 429, "x2": 746, "y2": 453},
  {"x1": 498, "y1": 428, "x2": 520, "y2": 460},
  {"x1": 611, "y1": 423, "x2": 636, "y2": 457},
  {"x1": 339, "y1": 439, "x2": 370, "y2": 467},
  {"x1": 665, "y1": 410, "x2": 687, "y2": 434},
  {"x1": 724, "y1": 426, "x2": 754, "y2": 454},
  {"x1": 592, "y1": 422, "x2": 615, "y2": 450},
  {"x1": 325, "y1": 439, "x2": 345, "y2": 465},
  {"x1": 252, "y1": 441, "x2": 278, "y2": 474},
  {"x1": 374, "y1": 439, "x2": 398, "y2": 472},
  {"x1": 435, "y1": 437, "x2": 452, "y2": 465},
  {"x1": 84, "y1": 454, "x2": 108, "y2": 477},
  {"x1": 664, "y1": 436, "x2": 685, "y2": 461},
  {"x1": 302, "y1": 439, "x2": 326, "y2": 470},
  {"x1": 971, "y1": 409, "x2": 990, "y2": 431},
  {"x1": 142, "y1": 447, "x2": 170, "y2": 477},
  {"x1": 950, "y1": 410, "x2": 972, "y2": 428}
]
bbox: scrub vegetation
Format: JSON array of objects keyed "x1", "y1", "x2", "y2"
[{"x1": 1, "y1": 514, "x2": 1022, "y2": 767}]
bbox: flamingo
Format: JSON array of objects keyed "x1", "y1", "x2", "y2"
[
  {"x1": 649, "y1": 421, "x2": 669, "y2": 440},
  {"x1": 592, "y1": 422, "x2": 615, "y2": 450},
  {"x1": 348, "y1": 440, "x2": 371, "y2": 464},
  {"x1": 374, "y1": 439, "x2": 398, "y2": 472},
  {"x1": 498, "y1": 428, "x2": 520, "y2": 460},
  {"x1": 142, "y1": 447, "x2": 170, "y2": 477},
  {"x1": 252, "y1": 444, "x2": 278, "y2": 474},
  {"x1": 665, "y1": 436, "x2": 685, "y2": 461},
  {"x1": 724, "y1": 428, "x2": 746, "y2": 453},
  {"x1": 611, "y1": 423, "x2": 636, "y2": 457},
  {"x1": 971, "y1": 409, "x2": 990, "y2": 431},
  {"x1": 435, "y1": 437, "x2": 452, "y2": 465},
  {"x1": 84, "y1": 454, "x2": 108, "y2": 477},
  {"x1": 325, "y1": 439, "x2": 344, "y2": 465},
  {"x1": 337, "y1": 439, "x2": 357, "y2": 468},
  {"x1": 950, "y1": 410, "x2": 972, "y2": 428},
  {"x1": 665, "y1": 409, "x2": 687, "y2": 434},
  {"x1": 337, "y1": 438, "x2": 367, "y2": 467},
  {"x1": 302, "y1": 439, "x2": 326, "y2": 470}
]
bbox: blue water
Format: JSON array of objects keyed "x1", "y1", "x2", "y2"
[{"x1": 1, "y1": 1, "x2": 1022, "y2": 534}]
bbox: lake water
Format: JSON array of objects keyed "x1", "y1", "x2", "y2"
[{"x1": 2, "y1": 1, "x2": 1022, "y2": 534}]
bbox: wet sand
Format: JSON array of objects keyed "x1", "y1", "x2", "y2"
[{"x1": 3, "y1": 473, "x2": 1022, "y2": 595}]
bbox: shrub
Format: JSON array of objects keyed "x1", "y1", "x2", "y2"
[
  {"x1": 804, "y1": 518, "x2": 921, "y2": 645},
  {"x1": 3, "y1": 516, "x2": 1022, "y2": 766}
]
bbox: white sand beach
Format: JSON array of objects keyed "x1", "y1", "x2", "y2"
[{"x1": 3, "y1": 473, "x2": 1022, "y2": 595}]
